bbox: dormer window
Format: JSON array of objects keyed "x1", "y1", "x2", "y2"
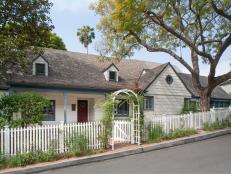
[
  {"x1": 103, "y1": 63, "x2": 119, "y2": 82},
  {"x1": 35, "y1": 63, "x2": 45, "y2": 76},
  {"x1": 33, "y1": 56, "x2": 48, "y2": 76},
  {"x1": 109, "y1": 71, "x2": 117, "y2": 81}
]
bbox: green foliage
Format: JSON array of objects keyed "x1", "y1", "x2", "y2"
[
  {"x1": 76, "y1": 25, "x2": 95, "y2": 53},
  {"x1": 0, "y1": 92, "x2": 50, "y2": 127},
  {"x1": 146, "y1": 124, "x2": 197, "y2": 143},
  {"x1": 0, "y1": 117, "x2": 6, "y2": 129},
  {"x1": 203, "y1": 119, "x2": 231, "y2": 131},
  {"x1": 99, "y1": 91, "x2": 143, "y2": 148},
  {"x1": 0, "y1": 0, "x2": 53, "y2": 78},
  {"x1": 181, "y1": 100, "x2": 199, "y2": 114},
  {"x1": 147, "y1": 124, "x2": 164, "y2": 143},
  {"x1": 163, "y1": 129, "x2": 197, "y2": 140},
  {"x1": 99, "y1": 96, "x2": 115, "y2": 148},
  {"x1": 65, "y1": 133, "x2": 88, "y2": 156},
  {"x1": 47, "y1": 32, "x2": 67, "y2": 50},
  {"x1": 92, "y1": 0, "x2": 231, "y2": 111}
]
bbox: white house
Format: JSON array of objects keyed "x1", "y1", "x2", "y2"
[{"x1": 1, "y1": 48, "x2": 230, "y2": 123}]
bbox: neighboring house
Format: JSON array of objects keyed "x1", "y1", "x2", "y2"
[
  {"x1": 0, "y1": 48, "x2": 230, "y2": 122},
  {"x1": 221, "y1": 80, "x2": 231, "y2": 94}
]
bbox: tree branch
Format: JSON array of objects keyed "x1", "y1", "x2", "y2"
[
  {"x1": 211, "y1": 1, "x2": 231, "y2": 21},
  {"x1": 215, "y1": 33, "x2": 231, "y2": 65},
  {"x1": 128, "y1": 30, "x2": 193, "y2": 74},
  {"x1": 214, "y1": 70, "x2": 231, "y2": 87},
  {"x1": 144, "y1": 10, "x2": 214, "y2": 61}
]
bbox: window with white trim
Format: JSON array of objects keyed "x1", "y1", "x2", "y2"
[
  {"x1": 144, "y1": 96, "x2": 154, "y2": 110},
  {"x1": 116, "y1": 99, "x2": 129, "y2": 117},
  {"x1": 109, "y1": 71, "x2": 117, "y2": 81},
  {"x1": 35, "y1": 63, "x2": 46, "y2": 76}
]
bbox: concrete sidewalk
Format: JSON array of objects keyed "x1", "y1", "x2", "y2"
[{"x1": 1, "y1": 128, "x2": 231, "y2": 174}]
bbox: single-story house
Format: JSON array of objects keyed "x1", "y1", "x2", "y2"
[{"x1": 0, "y1": 48, "x2": 231, "y2": 123}]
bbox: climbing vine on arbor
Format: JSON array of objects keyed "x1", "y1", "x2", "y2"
[{"x1": 99, "y1": 91, "x2": 144, "y2": 148}]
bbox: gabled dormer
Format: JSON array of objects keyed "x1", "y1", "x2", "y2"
[
  {"x1": 32, "y1": 56, "x2": 49, "y2": 76},
  {"x1": 103, "y1": 63, "x2": 119, "y2": 82}
]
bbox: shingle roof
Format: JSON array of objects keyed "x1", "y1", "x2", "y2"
[
  {"x1": 2, "y1": 48, "x2": 231, "y2": 100},
  {"x1": 138, "y1": 63, "x2": 168, "y2": 89},
  {"x1": 179, "y1": 73, "x2": 231, "y2": 99},
  {"x1": 8, "y1": 48, "x2": 161, "y2": 91}
]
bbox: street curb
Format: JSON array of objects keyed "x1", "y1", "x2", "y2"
[{"x1": 1, "y1": 128, "x2": 231, "y2": 174}]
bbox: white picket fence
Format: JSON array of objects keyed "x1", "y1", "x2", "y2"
[
  {"x1": 1, "y1": 109, "x2": 231, "y2": 156},
  {"x1": 0, "y1": 121, "x2": 104, "y2": 156},
  {"x1": 146, "y1": 108, "x2": 231, "y2": 134}
]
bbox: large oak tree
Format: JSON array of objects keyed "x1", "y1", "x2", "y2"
[
  {"x1": 92, "y1": 0, "x2": 231, "y2": 111},
  {"x1": 0, "y1": 0, "x2": 53, "y2": 78}
]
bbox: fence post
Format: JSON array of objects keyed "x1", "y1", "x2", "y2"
[
  {"x1": 131, "y1": 119, "x2": 134, "y2": 144},
  {"x1": 59, "y1": 121, "x2": 64, "y2": 153},
  {"x1": 4, "y1": 125, "x2": 10, "y2": 156},
  {"x1": 190, "y1": 112, "x2": 193, "y2": 129},
  {"x1": 163, "y1": 116, "x2": 167, "y2": 134}
]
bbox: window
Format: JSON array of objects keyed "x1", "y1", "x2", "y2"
[
  {"x1": 116, "y1": 99, "x2": 129, "y2": 116},
  {"x1": 35, "y1": 63, "x2": 45, "y2": 76},
  {"x1": 109, "y1": 71, "x2": 117, "y2": 81},
  {"x1": 184, "y1": 98, "x2": 199, "y2": 110},
  {"x1": 72, "y1": 104, "x2": 76, "y2": 111},
  {"x1": 44, "y1": 100, "x2": 55, "y2": 121},
  {"x1": 210, "y1": 101, "x2": 230, "y2": 108},
  {"x1": 166, "y1": 75, "x2": 173, "y2": 84},
  {"x1": 144, "y1": 96, "x2": 154, "y2": 110}
]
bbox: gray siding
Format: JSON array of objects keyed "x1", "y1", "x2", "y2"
[
  {"x1": 221, "y1": 84, "x2": 231, "y2": 94},
  {"x1": 144, "y1": 65, "x2": 191, "y2": 120}
]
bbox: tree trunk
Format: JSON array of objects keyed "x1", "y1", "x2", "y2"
[{"x1": 199, "y1": 89, "x2": 211, "y2": 112}]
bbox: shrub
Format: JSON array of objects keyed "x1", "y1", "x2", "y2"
[
  {"x1": 0, "y1": 92, "x2": 50, "y2": 127},
  {"x1": 65, "y1": 133, "x2": 88, "y2": 156},
  {"x1": 163, "y1": 128, "x2": 197, "y2": 140},
  {"x1": 203, "y1": 119, "x2": 231, "y2": 131},
  {"x1": 146, "y1": 123, "x2": 197, "y2": 143},
  {"x1": 147, "y1": 124, "x2": 164, "y2": 143},
  {"x1": 181, "y1": 100, "x2": 199, "y2": 114}
]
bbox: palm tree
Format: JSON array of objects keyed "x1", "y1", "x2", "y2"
[{"x1": 77, "y1": 26, "x2": 95, "y2": 54}]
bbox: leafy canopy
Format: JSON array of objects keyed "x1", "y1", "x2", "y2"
[
  {"x1": 47, "y1": 32, "x2": 67, "y2": 51},
  {"x1": 92, "y1": 0, "x2": 231, "y2": 111},
  {"x1": 92, "y1": 0, "x2": 231, "y2": 61},
  {"x1": 0, "y1": 0, "x2": 53, "y2": 76}
]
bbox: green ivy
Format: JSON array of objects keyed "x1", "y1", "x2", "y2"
[{"x1": 99, "y1": 91, "x2": 144, "y2": 148}]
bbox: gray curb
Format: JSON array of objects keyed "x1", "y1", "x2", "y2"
[{"x1": 1, "y1": 128, "x2": 231, "y2": 174}]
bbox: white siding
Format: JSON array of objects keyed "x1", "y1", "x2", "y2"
[
  {"x1": 35, "y1": 92, "x2": 105, "y2": 122},
  {"x1": 144, "y1": 65, "x2": 191, "y2": 120}
]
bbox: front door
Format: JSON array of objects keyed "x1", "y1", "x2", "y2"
[{"x1": 77, "y1": 100, "x2": 88, "y2": 122}]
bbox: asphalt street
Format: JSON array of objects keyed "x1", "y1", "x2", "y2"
[{"x1": 39, "y1": 134, "x2": 231, "y2": 174}]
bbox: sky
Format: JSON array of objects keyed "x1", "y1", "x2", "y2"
[{"x1": 50, "y1": 0, "x2": 230, "y2": 76}]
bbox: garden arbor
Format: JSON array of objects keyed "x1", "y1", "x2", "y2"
[{"x1": 111, "y1": 89, "x2": 141, "y2": 150}]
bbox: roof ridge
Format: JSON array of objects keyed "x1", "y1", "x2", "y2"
[{"x1": 43, "y1": 48, "x2": 162, "y2": 65}]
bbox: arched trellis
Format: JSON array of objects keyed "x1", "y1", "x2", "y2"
[{"x1": 111, "y1": 89, "x2": 141, "y2": 150}]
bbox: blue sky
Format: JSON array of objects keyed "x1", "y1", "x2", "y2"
[{"x1": 50, "y1": 0, "x2": 230, "y2": 76}]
